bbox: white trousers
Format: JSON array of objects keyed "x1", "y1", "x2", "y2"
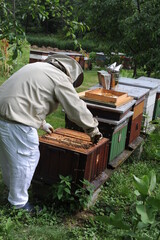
[{"x1": 0, "y1": 119, "x2": 40, "y2": 208}]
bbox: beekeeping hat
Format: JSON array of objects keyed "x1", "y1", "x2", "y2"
[{"x1": 44, "y1": 53, "x2": 84, "y2": 88}]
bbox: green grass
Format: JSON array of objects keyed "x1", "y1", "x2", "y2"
[{"x1": 0, "y1": 41, "x2": 160, "y2": 240}]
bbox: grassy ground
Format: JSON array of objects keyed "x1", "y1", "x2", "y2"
[{"x1": 0, "y1": 43, "x2": 160, "y2": 240}]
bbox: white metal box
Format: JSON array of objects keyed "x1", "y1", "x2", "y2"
[{"x1": 119, "y1": 77, "x2": 158, "y2": 129}]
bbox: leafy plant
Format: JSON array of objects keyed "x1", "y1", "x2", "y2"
[
  {"x1": 75, "y1": 179, "x2": 94, "y2": 210},
  {"x1": 50, "y1": 175, "x2": 94, "y2": 211},
  {"x1": 51, "y1": 175, "x2": 74, "y2": 202},
  {"x1": 95, "y1": 170, "x2": 160, "y2": 239}
]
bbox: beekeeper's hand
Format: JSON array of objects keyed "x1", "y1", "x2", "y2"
[
  {"x1": 91, "y1": 133, "x2": 103, "y2": 144},
  {"x1": 41, "y1": 120, "x2": 54, "y2": 134},
  {"x1": 85, "y1": 126, "x2": 103, "y2": 144}
]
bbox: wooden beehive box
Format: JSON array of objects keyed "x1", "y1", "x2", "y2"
[
  {"x1": 78, "y1": 96, "x2": 135, "y2": 121},
  {"x1": 80, "y1": 88, "x2": 133, "y2": 107},
  {"x1": 33, "y1": 128, "x2": 109, "y2": 186},
  {"x1": 112, "y1": 83, "x2": 149, "y2": 146},
  {"x1": 65, "y1": 111, "x2": 133, "y2": 164}
]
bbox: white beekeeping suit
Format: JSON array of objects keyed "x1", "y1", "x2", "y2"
[{"x1": 0, "y1": 54, "x2": 102, "y2": 211}]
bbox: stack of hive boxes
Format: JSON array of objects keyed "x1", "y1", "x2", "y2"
[
  {"x1": 65, "y1": 80, "x2": 135, "y2": 166},
  {"x1": 137, "y1": 76, "x2": 160, "y2": 119},
  {"x1": 119, "y1": 77, "x2": 159, "y2": 132},
  {"x1": 112, "y1": 84, "x2": 149, "y2": 148}
]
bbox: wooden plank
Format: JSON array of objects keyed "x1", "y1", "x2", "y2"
[
  {"x1": 128, "y1": 136, "x2": 144, "y2": 150},
  {"x1": 108, "y1": 150, "x2": 134, "y2": 169},
  {"x1": 132, "y1": 100, "x2": 144, "y2": 120}
]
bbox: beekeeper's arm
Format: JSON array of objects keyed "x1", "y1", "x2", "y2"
[{"x1": 54, "y1": 80, "x2": 102, "y2": 144}]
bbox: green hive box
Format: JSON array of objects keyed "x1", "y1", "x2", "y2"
[
  {"x1": 96, "y1": 112, "x2": 132, "y2": 163},
  {"x1": 153, "y1": 94, "x2": 160, "y2": 119}
]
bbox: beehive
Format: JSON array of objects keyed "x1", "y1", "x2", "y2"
[
  {"x1": 65, "y1": 111, "x2": 133, "y2": 163},
  {"x1": 112, "y1": 84, "x2": 149, "y2": 146},
  {"x1": 83, "y1": 83, "x2": 146, "y2": 146},
  {"x1": 33, "y1": 128, "x2": 109, "y2": 185},
  {"x1": 29, "y1": 49, "x2": 85, "y2": 69},
  {"x1": 138, "y1": 77, "x2": 160, "y2": 119},
  {"x1": 119, "y1": 77, "x2": 159, "y2": 130},
  {"x1": 78, "y1": 96, "x2": 135, "y2": 121}
]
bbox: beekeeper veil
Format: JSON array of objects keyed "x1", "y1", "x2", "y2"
[{"x1": 44, "y1": 53, "x2": 84, "y2": 88}]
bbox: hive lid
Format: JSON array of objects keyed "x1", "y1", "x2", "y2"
[
  {"x1": 119, "y1": 77, "x2": 159, "y2": 90},
  {"x1": 138, "y1": 76, "x2": 160, "y2": 93},
  {"x1": 39, "y1": 128, "x2": 108, "y2": 154},
  {"x1": 79, "y1": 88, "x2": 133, "y2": 107},
  {"x1": 114, "y1": 84, "x2": 150, "y2": 99}
]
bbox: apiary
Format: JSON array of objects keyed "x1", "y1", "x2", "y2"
[
  {"x1": 119, "y1": 77, "x2": 159, "y2": 130},
  {"x1": 138, "y1": 76, "x2": 160, "y2": 119},
  {"x1": 33, "y1": 128, "x2": 109, "y2": 186},
  {"x1": 29, "y1": 49, "x2": 85, "y2": 68},
  {"x1": 65, "y1": 111, "x2": 133, "y2": 164}
]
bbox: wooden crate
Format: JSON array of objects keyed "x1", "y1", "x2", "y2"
[
  {"x1": 33, "y1": 128, "x2": 109, "y2": 185},
  {"x1": 82, "y1": 88, "x2": 133, "y2": 107}
]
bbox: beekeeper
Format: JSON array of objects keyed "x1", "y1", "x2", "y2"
[{"x1": 0, "y1": 54, "x2": 102, "y2": 212}]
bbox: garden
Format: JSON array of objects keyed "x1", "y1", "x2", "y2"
[{"x1": 0, "y1": 42, "x2": 159, "y2": 240}]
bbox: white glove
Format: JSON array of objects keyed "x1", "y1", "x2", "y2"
[
  {"x1": 41, "y1": 120, "x2": 54, "y2": 134},
  {"x1": 85, "y1": 126, "x2": 103, "y2": 144},
  {"x1": 91, "y1": 133, "x2": 103, "y2": 144}
]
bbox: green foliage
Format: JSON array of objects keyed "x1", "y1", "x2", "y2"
[
  {"x1": 75, "y1": 179, "x2": 94, "y2": 210},
  {"x1": 50, "y1": 175, "x2": 94, "y2": 211},
  {"x1": 27, "y1": 34, "x2": 76, "y2": 50},
  {"x1": 51, "y1": 175, "x2": 73, "y2": 202},
  {"x1": 74, "y1": 0, "x2": 160, "y2": 76},
  {"x1": 95, "y1": 170, "x2": 160, "y2": 239},
  {"x1": 0, "y1": 214, "x2": 15, "y2": 240},
  {"x1": 141, "y1": 120, "x2": 160, "y2": 161}
]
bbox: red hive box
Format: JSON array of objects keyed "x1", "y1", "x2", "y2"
[{"x1": 33, "y1": 128, "x2": 109, "y2": 186}]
